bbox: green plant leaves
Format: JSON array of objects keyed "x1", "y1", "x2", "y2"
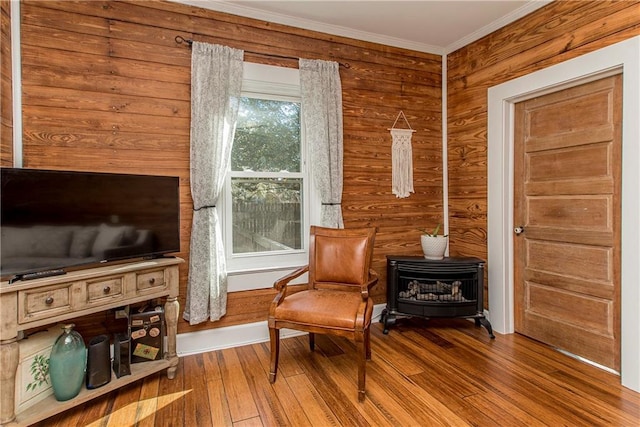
[{"x1": 26, "y1": 354, "x2": 50, "y2": 392}]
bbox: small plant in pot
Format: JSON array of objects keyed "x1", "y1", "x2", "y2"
[{"x1": 419, "y1": 223, "x2": 448, "y2": 260}]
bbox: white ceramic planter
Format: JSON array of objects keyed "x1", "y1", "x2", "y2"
[{"x1": 420, "y1": 235, "x2": 448, "y2": 260}]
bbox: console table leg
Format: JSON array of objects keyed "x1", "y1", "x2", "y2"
[
  {"x1": 164, "y1": 296, "x2": 180, "y2": 379},
  {"x1": 0, "y1": 339, "x2": 19, "y2": 425}
]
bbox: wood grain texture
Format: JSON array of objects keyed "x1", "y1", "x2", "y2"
[
  {"x1": 33, "y1": 319, "x2": 640, "y2": 426},
  {"x1": 14, "y1": 0, "x2": 640, "y2": 338},
  {"x1": 513, "y1": 75, "x2": 621, "y2": 371},
  {"x1": 1, "y1": 0, "x2": 12, "y2": 166},
  {"x1": 17, "y1": 0, "x2": 442, "y2": 335},
  {"x1": 447, "y1": 0, "x2": 640, "y2": 309}
]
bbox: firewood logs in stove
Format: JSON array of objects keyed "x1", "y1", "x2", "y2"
[{"x1": 398, "y1": 280, "x2": 465, "y2": 301}]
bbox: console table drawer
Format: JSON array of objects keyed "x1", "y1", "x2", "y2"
[
  {"x1": 136, "y1": 269, "x2": 167, "y2": 292},
  {"x1": 19, "y1": 284, "x2": 73, "y2": 323},
  {"x1": 86, "y1": 276, "x2": 124, "y2": 304}
]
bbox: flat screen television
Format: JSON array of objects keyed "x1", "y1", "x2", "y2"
[{"x1": 1, "y1": 168, "x2": 180, "y2": 281}]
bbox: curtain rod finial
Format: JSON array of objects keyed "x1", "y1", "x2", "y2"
[{"x1": 175, "y1": 35, "x2": 193, "y2": 45}]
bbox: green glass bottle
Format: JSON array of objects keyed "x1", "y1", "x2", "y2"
[{"x1": 49, "y1": 324, "x2": 87, "y2": 401}]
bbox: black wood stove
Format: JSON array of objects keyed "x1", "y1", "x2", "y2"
[{"x1": 381, "y1": 256, "x2": 494, "y2": 338}]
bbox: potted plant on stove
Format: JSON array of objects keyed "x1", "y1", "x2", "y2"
[{"x1": 419, "y1": 223, "x2": 448, "y2": 260}]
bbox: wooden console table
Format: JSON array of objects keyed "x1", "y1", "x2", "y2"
[{"x1": 0, "y1": 257, "x2": 183, "y2": 426}]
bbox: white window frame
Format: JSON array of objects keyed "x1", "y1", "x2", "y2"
[{"x1": 221, "y1": 62, "x2": 320, "y2": 289}]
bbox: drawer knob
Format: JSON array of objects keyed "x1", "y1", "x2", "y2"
[
  {"x1": 149, "y1": 278, "x2": 155, "y2": 285},
  {"x1": 103, "y1": 286, "x2": 111, "y2": 294},
  {"x1": 45, "y1": 296, "x2": 54, "y2": 305}
]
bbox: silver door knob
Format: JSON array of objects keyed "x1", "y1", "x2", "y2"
[{"x1": 514, "y1": 226, "x2": 525, "y2": 235}]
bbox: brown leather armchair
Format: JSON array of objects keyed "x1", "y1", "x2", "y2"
[{"x1": 268, "y1": 226, "x2": 378, "y2": 401}]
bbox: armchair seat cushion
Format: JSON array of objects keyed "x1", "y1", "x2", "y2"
[{"x1": 274, "y1": 289, "x2": 372, "y2": 331}]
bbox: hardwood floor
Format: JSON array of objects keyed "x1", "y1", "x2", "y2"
[{"x1": 36, "y1": 318, "x2": 639, "y2": 426}]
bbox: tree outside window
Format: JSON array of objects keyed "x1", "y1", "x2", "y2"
[{"x1": 230, "y1": 97, "x2": 303, "y2": 254}]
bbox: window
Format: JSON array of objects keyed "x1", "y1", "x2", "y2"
[{"x1": 222, "y1": 63, "x2": 318, "y2": 274}]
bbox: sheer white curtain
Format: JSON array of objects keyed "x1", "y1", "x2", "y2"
[
  {"x1": 299, "y1": 59, "x2": 344, "y2": 228},
  {"x1": 184, "y1": 42, "x2": 243, "y2": 325}
]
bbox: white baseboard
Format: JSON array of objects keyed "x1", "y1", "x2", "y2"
[{"x1": 177, "y1": 303, "x2": 387, "y2": 356}]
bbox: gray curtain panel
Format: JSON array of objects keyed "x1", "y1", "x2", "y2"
[
  {"x1": 299, "y1": 59, "x2": 344, "y2": 228},
  {"x1": 184, "y1": 42, "x2": 243, "y2": 325}
]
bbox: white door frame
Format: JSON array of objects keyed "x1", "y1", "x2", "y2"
[{"x1": 487, "y1": 36, "x2": 640, "y2": 392}]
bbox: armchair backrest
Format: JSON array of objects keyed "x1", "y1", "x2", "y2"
[{"x1": 308, "y1": 226, "x2": 376, "y2": 290}]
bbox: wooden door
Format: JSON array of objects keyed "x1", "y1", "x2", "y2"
[{"x1": 513, "y1": 75, "x2": 622, "y2": 371}]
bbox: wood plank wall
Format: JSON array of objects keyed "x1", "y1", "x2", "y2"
[
  {"x1": 447, "y1": 0, "x2": 640, "y2": 308},
  {"x1": 15, "y1": 0, "x2": 442, "y2": 335},
  {"x1": 1, "y1": 0, "x2": 12, "y2": 166}
]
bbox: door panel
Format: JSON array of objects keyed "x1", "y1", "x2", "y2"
[
  {"x1": 514, "y1": 75, "x2": 621, "y2": 371},
  {"x1": 528, "y1": 144, "x2": 610, "y2": 181},
  {"x1": 528, "y1": 196, "x2": 611, "y2": 229},
  {"x1": 526, "y1": 283, "x2": 613, "y2": 334},
  {"x1": 525, "y1": 240, "x2": 613, "y2": 282}
]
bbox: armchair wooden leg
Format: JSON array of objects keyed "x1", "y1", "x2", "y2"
[
  {"x1": 358, "y1": 337, "x2": 367, "y2": 402},
  {"x1": 308, "y1": 332, "x2": 315, "y2": 351},
  {"x1": 365, "y1": 326, "x2": 372, "y2": 360},
  {"x1": 269, "y1": 327, "x2": 280, "y2": 383}
]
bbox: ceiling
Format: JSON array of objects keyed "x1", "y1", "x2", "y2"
[{"x1": 173, "y1": 0, "x2": 552, "y2": 54}]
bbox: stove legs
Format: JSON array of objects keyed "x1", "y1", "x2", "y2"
[
  {"x1": 475, "y1": 316, "x2": 495, "y2": 339},
  {"x1": 380, "y1": 309, "x2": 396, "y2": 334},
  {"x1": 381, "y1": 308, "x2": 495, "y2": 339}
]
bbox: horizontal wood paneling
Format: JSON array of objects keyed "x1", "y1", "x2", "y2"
[
  {"x1": 17, "y1": 0, "x2": 442, "y2": 333},
  {"x1": 447, "y1": 0, "x2": 640, "y2": 308},
  {"x1": 13, "y1": 0, "x2": 640, "y2": 333}
]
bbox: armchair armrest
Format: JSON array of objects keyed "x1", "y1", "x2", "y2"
[
  {"x1": 359, "y1": 269, "x2": 379, "y2": 300},
  {"x1": 272, "y1": 265, "x2": 309, "y2": 307},
  {"x1": 274, "y1": 265, "x2": 309, "y2": 291}
]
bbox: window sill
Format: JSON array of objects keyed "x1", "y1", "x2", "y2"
[{"x1": 227, "y1": 263, "x2": 307, "y2": 292}]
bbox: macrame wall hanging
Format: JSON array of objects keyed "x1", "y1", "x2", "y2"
[{"x1": 389, "y1": 111, "x2": 416, "y2": 198}]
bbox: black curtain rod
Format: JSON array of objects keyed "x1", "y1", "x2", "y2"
[{"x1": 174, "y1": 35, "x2": 350, "y2": 69}]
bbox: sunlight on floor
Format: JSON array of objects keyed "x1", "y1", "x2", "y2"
[{"x1": 85, "y1": 390, "x2": 192, "y2": 426}]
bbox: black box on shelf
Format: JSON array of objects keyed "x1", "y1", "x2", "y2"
[
  {"x1": 113, "y1": 332, "x2": 131, "y2": 377},
  {"x1": 86, "y1": 334, "x2": 111, "y2": 389},
  {"x1": 129, "y1": 306, "x2": 165, "y2": 363}
]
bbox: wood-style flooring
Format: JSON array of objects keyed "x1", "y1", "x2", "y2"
[{"x1": 36, "y1": 318, "x2": 640, "y2": 426}]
